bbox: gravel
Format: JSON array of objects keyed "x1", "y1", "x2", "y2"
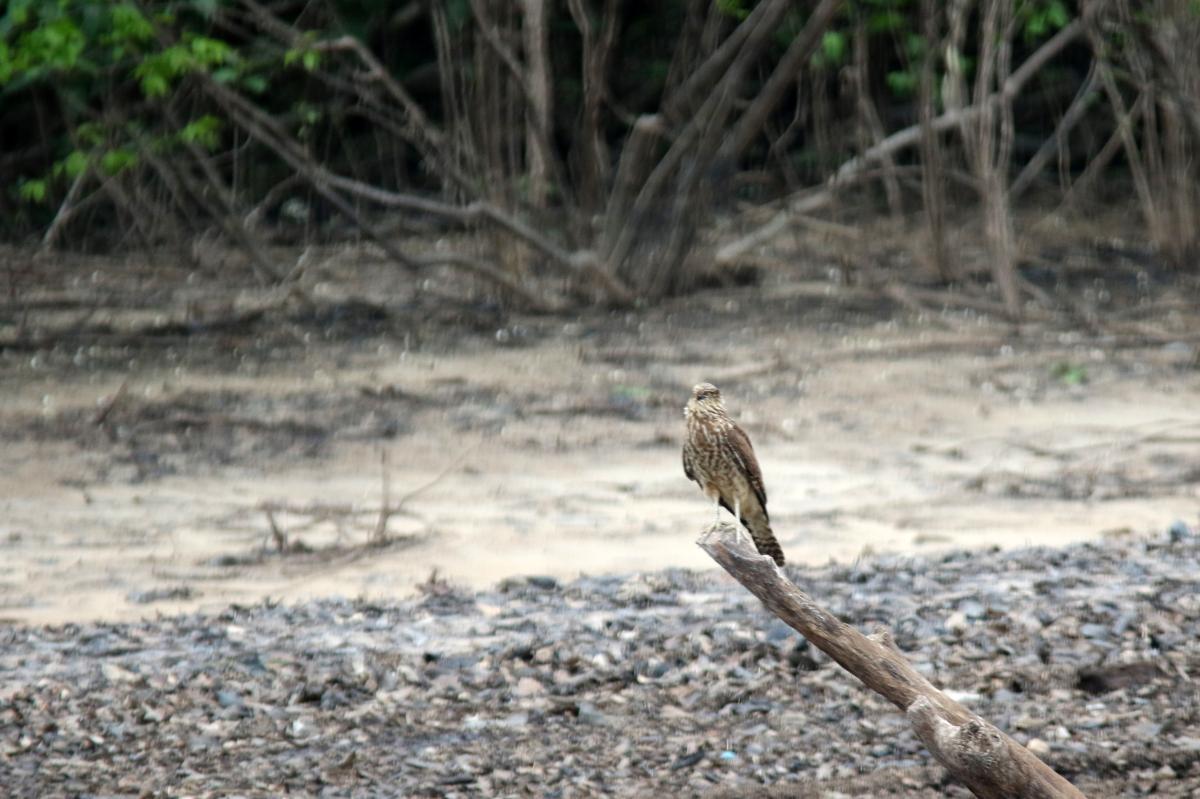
[{"x1": 2, "y1": 526, "x2": 1199, "y2": 798}]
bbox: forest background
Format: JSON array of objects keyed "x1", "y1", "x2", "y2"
[{"x1": 3, "y1": 0, "x2": 1198, "y2": 315}]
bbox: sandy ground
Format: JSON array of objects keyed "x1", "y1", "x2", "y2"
[{"x1": 1, "y1": 252, "x2": 1197, "y2": 625}]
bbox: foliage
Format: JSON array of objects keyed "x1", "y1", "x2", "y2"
[{"x1": 1, "y1": 0, "x2": 1198, "y2": 305}]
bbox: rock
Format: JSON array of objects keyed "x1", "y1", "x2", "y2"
[
  {"x1": 288, "y1": 719, "x2": 315, "y2": 739},
  {"x1": 1027, "y1": 738, "x2": 1051, "y2": 757},
  {"x1": 3, "y1": 534, "x2": 1198, "y2": 797},
  {"x1": 514, "y1": 677, "x2": 545, "y2": 697},
  {"x1": 1168, "y1": 520, "x2": 1193, "y2": 543},
  {"x1": 215, "y1": 689, "x2": 242, "y2": 708},
  {"x1": 670, "y1": 747, "x2": 706, "y2": 771},
  {"x1": 101, "y1": 663, "x2": 138, "y2": 683},
  {"x1": 1131, "y1": 721, "x2": 1163, "y2": 739},
  {"x1": 944, "y1": 611, "x2": 969, "y2": 634},
  {"x1": 126, "y1": 585, "x2": 197, "y2": 604},
  {"x1": 958, "y1": 599, "x2": 986, "y2": 620},
  {"x1": 575, "y1": 702, "x2": 608, "y2": 727},
  {"x1": 1076, "y1": 661, "x2": 1164, "y2": 694}
]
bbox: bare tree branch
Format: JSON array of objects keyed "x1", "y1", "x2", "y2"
[
  {"x1": 717, "y1": 18, "x2": 1085, "y2": 265},
  {"x1": 698, "y1": 522, "x2": 1088, "y2": 799},
  {"x1": 1011, "y1": 65, "x2": 1100, "y2": 199},
  {"x1": 714, "y1": 0, "x2": 844, "y2": 164}
]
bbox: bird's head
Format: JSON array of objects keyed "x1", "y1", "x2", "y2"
[{"x1": 687, "y1": 382, "x2": 725, "y2": 416}]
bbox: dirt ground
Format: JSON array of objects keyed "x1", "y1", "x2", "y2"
[{"x1": 1, "y1": 241, "x2": 1198, "y2": 625}]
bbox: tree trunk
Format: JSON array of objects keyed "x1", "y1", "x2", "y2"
[{"x1": 521, "y1": 0, "x2": 552, "y2": 207}]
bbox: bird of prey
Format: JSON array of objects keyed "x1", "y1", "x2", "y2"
[{"x1": 683, "y1": 382, "x2": 785, "y2": 566}]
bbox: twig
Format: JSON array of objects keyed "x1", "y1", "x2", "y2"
[
  {"x1": 698, "y1": 523, "x2": 1087, "y2": 799},
  {"x1": 373, "y1": 448, "x2": 391, "y2": 545},
  {"x1": 717, "y1": 19, "x2": 1085, "y2": 264},
  {"x1": 92, "y1": 379, "x2": 130, "y2": 426},
  {"x1": 1010, "y1": 65, "x2": 1100, "y2": 199},
  {"x1": 395, "y1": 444, "x2": 478, "y2": 509},
  {"x1": 41, "y1": 169, "x2": 89, "y2": 250},
  {"x1": 264, "y1": 508, "x2": 288, "y2": 553}
]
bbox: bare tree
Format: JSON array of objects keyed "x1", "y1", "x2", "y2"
[
  {"x1": 918, "y1": 0, "x2": 955, "y2": 282},
  {"x1": 962, "y1": 0, "x2": 1020, "y2": 318}
]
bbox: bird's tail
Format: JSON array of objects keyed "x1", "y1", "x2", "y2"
[{"x1": 743, "y1": 515, "x2": 785, "y2": 567}]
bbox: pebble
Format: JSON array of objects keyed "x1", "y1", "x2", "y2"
[
  {"x1": 0, "y1": 534, "x2": 1196, "y2": 796},
  {"x1": 944, "y1": 611, "x2": 969, "y2": 634},
  {"x1": 1168, "y1": 520, "x2": 1193, "y2": 542},
  {"x1": 1027, "y1": 738, "x2": 1051, "y2": 757}
]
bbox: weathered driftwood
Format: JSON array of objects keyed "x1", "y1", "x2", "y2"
[{"x1": 697, "y1": 523, "x2": 1086, "y2": 799}]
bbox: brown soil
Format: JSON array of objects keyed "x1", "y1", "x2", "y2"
[{"x1": 1, "y1": 243, "x2": 1197, "y2": 625}]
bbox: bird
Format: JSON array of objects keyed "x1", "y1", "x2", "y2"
[{"x1": 682, "y1": 382, "x2": 785, "y2": 566}]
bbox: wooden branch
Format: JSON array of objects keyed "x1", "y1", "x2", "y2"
[
  {"x1": 466, "y1": 0, "x2": 572, "y2": 209},
  {"x1": 239, "y1": 1, "x2": 478, "y2": 193},
  {"x1": 1055, "y1": 93, "x2": 1145, "y2": 211},
  {"x1": 41, "y1": 169, "x2": 89, "y2": 250},
  {"x1": 1010, "y1": 65, "x2": 1100, "y2": 199},
  {"x1": 603, "y1": 0, "x2": 794, "y2": 288},
  {"x1": 566, "y1": 0, "x2": 620, "y2": 214},
  {"x1": 661, "y1": 0, "x2": 792, "y2": 125},
  {"x1": 150, "y1": 109, "x2": 283, "y2": 284},
  {"x1": 716, "y1": 19, "x2": 1085, "y2": 264},
  {"x1": 317, "y1": 173, "x2": 634, "y2": 305},
  {"x1": 415, "y1": 252, "x2": 562, "y2": 312},
  {"x1": 698, "y1": 523, "x2": 1087, "y2": 799},
  {"x1": 714, "y1": 0, "x2": 843, "y2": 164},
  {"x1": 196, "y1": 75, "x2": 593, "y2": 307}
]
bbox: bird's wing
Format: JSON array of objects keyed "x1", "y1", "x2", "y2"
[
  {"x1": 727, "y1": 423, "x2": 767, "y2": 508},
  {"x1": 682, "y1": 445, "x2": 696, "y2": 482}
]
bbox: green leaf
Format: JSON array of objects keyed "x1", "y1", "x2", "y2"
[
  {"x1": 905, "y1": 32, "x2": 925, "y2": 60},
  {"x1": 190, "y1": 0, "x2": 219, "y2": 19},
  {"x1": 188, "y1": 35, "x2": 234, "y2": 67},
  {"x1": 241, "y1": 74, "x2": 267, "y2": 94},
  {"x1": 868, "y1": 11, "x2": 905, "y2": 34},
  {"x1": 1051, "y1": 362, "x2": 1088, "y2": 385},
  {"x1": 138, "y1": 69, "x2": 169, "y2": 97},
  {"x1": 179, "y1": 114, "x2": 221, "y2": 149},
  {"x1": 56, "y1": 150, "x2": 89, "y2": 179},
  {"x1": 821, "y1": 31, "x2": 846, "y2": 64},
  {"x1": 100, "y1": 147, "x2": 137, "y2": 175},
  {"x1": 18, "y1": 178, "x2": 47, "y2": 203},
  {"x1": 109, "y1": 4, "x2": 153, "y2": 43},
  {"x1": 134, "y1": 44, "x2": 194, "y2": 97},
  {"x1": 302, "y1": 49, "x2": 319, "y2": 71},
  {"x1": 294, "y1": 101, "x2": 321, "y2": 126},
  {"x1": 7, "y1": 1, "x2": 32, "y2": 29},
  {"x1": 1026, "y1": 13, "x2": 1047, "y2": 38},
  {"x1": 1046, "y1": 1, "x2": 1069, "y2": 29},
  {"x1": 75, "y1": 122, "x2": 104, "y2": 147},
  {"x1": 17, "y1": 16, "x2": 86, "y2": 72},
  {"x1": 886, "y1": 69, "x2": 917, "y2": 96},
  {"x1": 716, "y1": 0, "x2": 750, "y2": 21},
  {"x1": 0, "y1": 41, "x2": 12, "y2": 84}
]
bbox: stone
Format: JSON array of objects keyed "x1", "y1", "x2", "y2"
[
  {"x1": 1026, "y1": 738, "x2": 1051, "y2": 757},
  {"x1": 945, "y1": 611, "x2": 969, "y2": 634}
]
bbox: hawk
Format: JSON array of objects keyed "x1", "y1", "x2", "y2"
[{"x1": 683, "y1": 383, "x2": 785, "y2": 566}]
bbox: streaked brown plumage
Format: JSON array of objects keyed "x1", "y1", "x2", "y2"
[{"x1": 682, "y1": 383, "x2": 785, "y2": 566}]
